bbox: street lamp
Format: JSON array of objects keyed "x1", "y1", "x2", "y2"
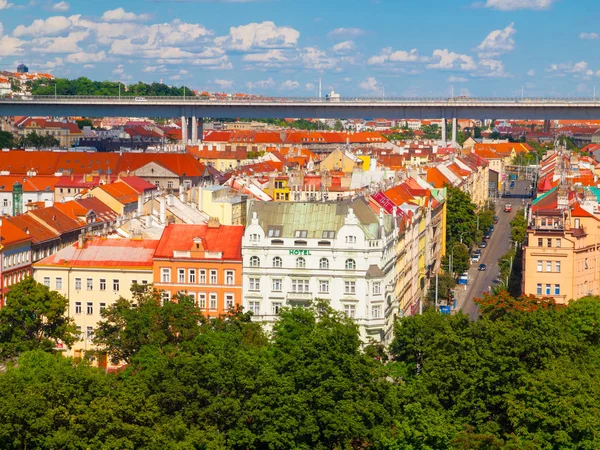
[{"x1": 501, "y1": 257, "x2": 514, "y2": 287}]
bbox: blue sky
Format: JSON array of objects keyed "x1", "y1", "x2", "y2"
[{"x1": 0, "y1": 0, "x2": 598, "y2": 97}]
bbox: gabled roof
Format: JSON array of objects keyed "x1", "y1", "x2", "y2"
[
  {"x1": 76, "y1": 197, "x2": 119, "y2": 223},
  {"x1": 6, "y1": 214, "x2": 59, "y2": 244},
  {"x1": 27, "y1": 206, "x2": 83, "y2": 234},
  {"x1": 118, "y1": 153, "x2": 206, "y2": 177},
  {"x1": 94, "y1": 181, "x2": 139, "y2": 205},
  {"x1": 0, "y1": 219, "x2": 33, "y2": 247},
  {"x1": 154, "y1": 223, "x2": 244, "y2": 260},
  {"x1": 119, "y1": 176, "x2": 157, "y2": 194},
  {"x1": 426, "y1": 166, "x2": 452, "y2": 188}
]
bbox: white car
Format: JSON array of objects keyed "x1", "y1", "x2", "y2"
[
  {"x1": 471, "y1": 254, "x2": 481, "y2": 263},
  {"x1": 135, "y1": 97, "x2": 147, "y2": 102}
]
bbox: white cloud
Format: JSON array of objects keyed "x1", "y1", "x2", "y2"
[
  {"x1": 243, "y1": 49, "x2": 287, "y2": 62},
  {"x1": 31, "y1": 57, "x2": 64, "y2": 70},
  {"x1": 477, "y1": 22, "x2": 516, "y2": 57},
  {"x1": 448, "y1": 76, "x2": 468, "y2": 82},
  {"x1": 66, "y1": 50, "x2": 106, "y2": 63},
  {"x1": 580, "y1": 32, "x2": 599, "y2": 40},
  {"x1": 101, "y1": 8, "x2": 150, "y2": 23},
  {"x1": 328, "y1": 27, "x2": 364, "y2": 38},
  {"x1": 548, "y1": 61, "x2": 591, "y2": 75},
  {"x1": 300, "y1": 47, "x2": 337, "y2": 70},
  {"x1": 332, "y1": 40, "x2": 356, "y2": 54},
  {"x1": 0, "y1": 23, "x2": 3, "y2": 36},
  {"x1": 476, "y1": 58, "x2": 509, "y2": 77},
  {"x1": 305, "y1": 82, "x2": 315, "y2": 91},
  {"x1": 427, "y1": 49, "x2": 477, "y2": 71},
  {"x1": 143, "y1": 65, "x2": 167, "y2": 73},
  {"x1": 0, "y1": 35, "x2": 23, "y2": 56},
  {"x1": 217, "y1": 21, "x2": 299, "y2": 51},
  {"x1": 52, "y1": 1, "x2": 69, "y2": 11},
  {"x1": 249, "y1": 77, "x2": 276, "y2": 89},
  {"x1": 214, "y1": 79, "x2": 233, "y2": 88},
  {"x1": 83, "y1": 64, "x2": 94, "y2": 69},
  {"x1": 527, "y1": 69, "x2": 535, "y2": 76},
  {"x1": 13, "y1": 16, "x2": 73, "y2": 37},
  {"x1": 483, "y1": 0, "x2": 554, "y2": 11},
  {"x1": 31, "y1": 31, "x2": 89, "y2": 53},
  {"x1": 0, "y1": 0, "x2": 13, "y2": 10},
  {"x1": 368, "y1": 47, "x2": 426, "y2": 65},
  {"x1": 280, "y1": 80, "x2": 299, "y2": 90},
  {"x1": 359, "y1": 76, "x2": 381, "y2": 93}
]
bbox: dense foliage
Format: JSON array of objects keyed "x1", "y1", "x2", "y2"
[
  {"x1": 29, "y1": 77, "x2": 192, "y2": 97},
  {"x1": 2, "y1": 279, "x2": 600, "y2": 449},
  {"x1": 0, "y1": 130, "x2": 15, "y2": 148},
  {"x1": 16, "y1": 131, "x2": 60, "y2": 149}
]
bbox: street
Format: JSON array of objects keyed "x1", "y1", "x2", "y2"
[{"x1": 457, "y1": 180, "x2": 530, "y2": 320}]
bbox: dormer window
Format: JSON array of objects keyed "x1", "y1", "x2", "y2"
[
  {"x1": 295, "y1": 230, "x2": 308, "y2": 238},
  {"x1": 249, "y1": 233, "x2": 260, "y2": 242},
  {"x1": 346, "y1": 235, "x2": 357, "y2": 244}
]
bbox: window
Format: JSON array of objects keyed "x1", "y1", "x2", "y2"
[
  {"x1": 99, "y1": 302, "x2": 106, "y2": 311},
  {"x1": 537, "y1": 260, "x2": 543, "y2": 272},
  {"x1": 296, "y1": 257, "x2": 306, "y2": 268},
  {"x1": 2, "y1": 199, "x2": 7, "y2": 207},
  {"x1": 322, "y1": 230, "x2": 335, "y2": 239},
  {"x1": 75, "y1": 302, "x2": 82, "y2": 314},
  {"x1": 249, "y1": 233, "x2": 260, "y2": 242},
  {"x1": 344, "y1": 281, "x2": 356, "y2": 294},
  {"x1": 273, "y1": 257, "x2": 283, "y2": 268},
  {"x1": 346, "y1": 235, "x2": 357, "y2": 244},
  {"x1": 100, "y1": 279, "x2": 106, "y2": 291},
  {"x1": 167, "y1": 180, "x2": 174, "y2": 189},
  {"x1": 545, "y1": 284, "x2": 551, "y2": 295},
  {"x1": 547, "y1": 238, "x2": 552, "y2": 248},
  {"x1": 199, "y1": 270, "x2": 206, "y2": 284},
  {"x1": 189, "y1": 269, "x2": 196, "y2": 283},
  {"x1": 210, "y1": 270, "x2": 217, "y2": 284},
  {"x1": 292, "y1": 279, "x2": 310, "y2": 292},
  {"x1": 344, "y1": 304, "x2": 356, "y2": 318},
  {"x1": 225, "y1": 294, "x2": 234, "y2": 310},
  {"x1": 113, "y1": 279, "x2": 120, "y2": 291},
  {"x1": 538, "y1": 238, "x2": 543, "y2": 247},
  {"x1": 345, "y1": 259, "x2": 356, "y2": 270},
  {"x1": 86, "y1": 302, "x2": 93, "y2": 315},
  {"x1": 43, "y1": 277, "x2": 50, "y2": 287},
  {"x1": 319, "y1": 258, "x2": 329, "y2": 269},
  {"x1": 161, "y1": 268, "x2": 171, "y2": 283},
  {"x1": 272, "y1": 302, "x2": 282, "y2": 315},
  {"x1": 585, "y1": 258, "x2": 589, "y2": 269},
  {"x1": 55, "y1": 277, "x2": 62, "y2": 290},
  {"x1": 267, "y1": 228, "x2": 281, "y2": 237},
  {"x1": 556, "y1": 239, "x2": 561, "y2": 248},
  {"x1": 161, "y1": 291, "x2": 171, "y2": 304},
  {"x1": 76, "y1": 326, "x2": 82, "y2": 340},
  {"x1": 372, "y1": 305, "x2": 382, "y2": 319},
  {"x1": 209, "y1": 293, "x2": 217, "y2": 310},
  {"x1": 249, "y1": 278, "x2": 260, "y2": 291},
  {"x1": 555, "y1": 261, "x2": 561, "y2": 272},
  {"x1": 75, "y1": 278, "x2": 82, "y2": 290},
  {"x1": 536, "y1": 283, "x2": 542, "y2": 295},
  {"x1": 554, "y1": 284, "x2": 561, "y2": 295},
  {"x1": 373, "y1": 281, "x2": 381, "y2": 295},
  {"x1": 546, "y1": 261, "x2": 552, "y2": 272},
  {"x1": 250, "y1": 256, "x2": 260, "y2": 267},
  {"x1": 177, "y1": 269, "x2": 185, "y2": 283},
  {"x1": 198, "y1": 293, "x2": 206, "y2": 308},
  {"x1": 319, "y1": 279, "x2": 329, "y2": 293},
  {"x1": 86, "y1": 278, "x2": 93, "y2": 291},
  {"x1": 295, "y1": 230, "x2": 308, "y2": 238},
  {"x1": 225, "y1": 270, "x2": 234, "y2": 285},
  {"x1": 272, "y1": 278, "x2": 282, "y2": 291},
  {"x1": 249, "y1": 301, "x2": 260, "y2": 315},
  {"x1": 86, "y1": 326, "x2": 93, "y2": 339}
]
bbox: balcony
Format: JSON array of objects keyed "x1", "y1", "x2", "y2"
[{"x1": 286, "y1": 291, "x2": 313, "y2": 301}]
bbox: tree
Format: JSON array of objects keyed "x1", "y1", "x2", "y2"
[
  {"x1": 76, "y1": 118, "x2": 93, "y2": 129},
  {"x1": 333, "y1": 120, "x2": 344, "y2": 131},
  {"x1": 445, "y1": 185, "x2": 479, "y2": 249},
  {"x1": 0, "y1": 278, "x2": 78, "y2": 360},
  {"x1": 425, "y1": 271, "x2": 456, "y2": 307},
  {"x1": 92, "y1": 286, "x2": 207, "y2": 365},
  {"x1": 474, "y1": 291, "x2": 562, "y2": 320},
  {"x1": 0, "y1": 131, "x2": 14, "y2": 148}
]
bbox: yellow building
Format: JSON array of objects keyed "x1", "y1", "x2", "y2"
[
  {"x1": 197, "y1": 186, "x2": 247, "y2": 225},
  {"x1": 33, "y1": 236, "x2": 159, "y2": 364},
  {"x1": 319, "y1": 148, "x2": 363, "y2": 173},
  {"x1": 264, "y1": 175, "x2": 291, "y2": 201},
  {"x1": 523, "y1": 190, "x2": 600, "y2": 303}
]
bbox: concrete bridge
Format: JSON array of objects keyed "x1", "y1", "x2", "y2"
[{"x1": 2, "y1": 95, "x2": 600, "y2": 145}]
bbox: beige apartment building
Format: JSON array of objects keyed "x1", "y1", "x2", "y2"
[
  {"x1": 33, "y1": 236, "x2": 159, "y2": 365},
  {"x1": 522, "y1": 198, "x2": 600, "y2": 303}
]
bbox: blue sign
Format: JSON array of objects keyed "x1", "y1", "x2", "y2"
[{"x1": 440, "y1": 306, "x2": 451, "y2": 315}]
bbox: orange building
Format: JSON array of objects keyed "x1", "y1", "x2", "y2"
[{"x1": 153, "y1": 221, "x2": 244, "y2": 316}]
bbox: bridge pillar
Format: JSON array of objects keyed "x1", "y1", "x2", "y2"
[
  {"x1": 441, "y1": 118, "x2": 447, "y2": 146},
  {"x1": 198, "y1": 118, "x2": 203, "y2": 143},
  {"x1": 452, "y1": 117, "x2": 457, "y2": 148},
  {"x1": 191, "y1": 116, "x2": 198, "y2": 145},
  {"x1": 181, "y1": 116, "x2": 187, "y2": 146}
]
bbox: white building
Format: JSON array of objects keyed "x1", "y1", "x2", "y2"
[{"x1": 242, "y1": 199, "x2": 396, "y2": 342}]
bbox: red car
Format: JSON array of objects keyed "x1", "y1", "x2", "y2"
[{"x1": 504, "y1": 204, "x2": 512, "y2": 213}]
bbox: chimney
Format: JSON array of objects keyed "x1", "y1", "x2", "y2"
[
  {"x1": 159, "y1": 197, "x2": 166, "y2": 224},
  {"x1": 179, "y1": 185, "x2": 186, "y2": 203},
  {"x1": 208, "y1": 217, "x2": 220, "y2": 228},
  {"x1": 197, "y1": 186, "x2": 203, "y2": 211},
  {"x1": 137, "y1": 194, "x2": 143, "y2": 217},
  {"x1": 168, "y1": 194, "x2": 175, "y2": 207},
  {"x1": 77, "y1": 233, "x2": 85, "y2": 249},
  {"x1": 145, "y1": 215, "x2": 152, "y2": 228}
]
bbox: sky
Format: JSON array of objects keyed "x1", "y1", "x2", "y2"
[{"x1": 0, "y1": 0, "x2": 598, "y2": 98}]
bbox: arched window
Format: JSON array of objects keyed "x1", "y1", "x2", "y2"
[
  {"x1": 250, "y1": 256, "x2": 260, "y2": 267},
  {"x1": 296, "y1": 257, "x2": 306, "y2": 269},
  {"x1": 345, "y1": 259, "x2": 356, "y2": 270},
  {"x1": 273, "y1": 256, "x2": 283, "y2": 268},
  {"x1": 319, "y1": 258, "x2": 329, "y2": 269}
]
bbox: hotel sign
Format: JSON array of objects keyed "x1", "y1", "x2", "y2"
[{"x1": 289, "y1": 249, "x2": 311, "y2": 255}]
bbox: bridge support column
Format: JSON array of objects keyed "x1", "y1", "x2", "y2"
[
  {"x1": 191, "y1": 116, "x2": 198, "y2": 145},
  {"x1": 441, "y1": 118, "x2": 447, "y2": 146},
  {"x1": 181, "y1": 116, "x2": 187, "y2": 146},
  {"x1": 452, "y1": 117, "x2": 457, "y2": 148},
  {"x1": 198, "y1": 118, "x2": 203, "y2": 143}
]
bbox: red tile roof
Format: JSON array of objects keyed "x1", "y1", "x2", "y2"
[
  {"x1": 0, "y1": 219, "x2": 32, "y2": 247},
  {"x1": 119, "y1": 176, "x2": 157, "y2": 194},
  {"x1": 154, "y1": 223, "x2": 244, "y2": 261},
  {"x1": 117, "y1": 153, "x2": 207, "y2": 177},
  {"x1": 27, "y1": 206, "x2": 83, "y2": 234},
  {"x1": 95, "y1": 181, "x2": 139, "y2": 205},
  {"x1": 6, "y1": 214, "x2": 58, "y2": 244}
]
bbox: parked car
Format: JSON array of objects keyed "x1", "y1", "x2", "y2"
[
  {"x1": 493, "y1": 216, "x2": 499, "y2": 224},
  {"x1": 471, "y1": 254, "x2": 481, "y2": 263},
  {"x1": 478, "y1": 264, "x2": 487, "y2": 271},
  {"x1": 473, "y1": 249, "x2": 482, "y2": 255},
  {"x1": 479, "y1": 241, "x2": 487, "y2": 248}
]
